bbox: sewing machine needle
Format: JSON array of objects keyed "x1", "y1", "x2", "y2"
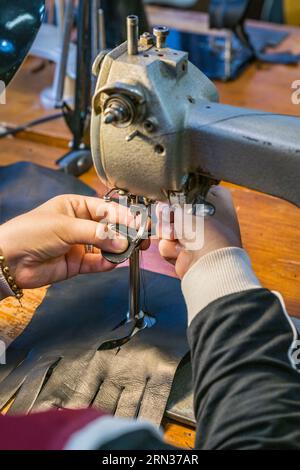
[{"x1": 129, "y1": 246, "x2": 140, "y2": 322}]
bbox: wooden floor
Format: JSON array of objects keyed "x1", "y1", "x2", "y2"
[{"x1": 0, "y1": 7, "x2": 300, "y2": 449}]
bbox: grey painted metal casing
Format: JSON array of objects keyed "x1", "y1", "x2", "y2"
[
  {"x1": 91, "y1": 42, "x2": 300, "y2": 206},
  {"x1": 91, "y1": 42, "x2": 218, "y2": 201}
]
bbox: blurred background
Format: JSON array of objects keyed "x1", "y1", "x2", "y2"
[
  {"x1": 144, "y1": 0, "x2": 300, "y2": 25},
  {"x1": 1, "y1": 0, "x2": 300, "y2": 176}
]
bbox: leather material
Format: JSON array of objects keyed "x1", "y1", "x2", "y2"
[
  {"x1": 0, "y1": 162, "x2": 96, "y2": 224},
  {"x1": 0, "y1": 268, "x2": 189, "y2": 426},
  {"x1": 0, "y1": 269, "x2": 135, "y2": 412},
  {"x1": 166, "y1": 357, "x2": 195, "y2": 426}
]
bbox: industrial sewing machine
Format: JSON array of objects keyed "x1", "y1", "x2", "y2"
[{"x1": 89, "y1": 14, "x2": 300, "y2": 329}]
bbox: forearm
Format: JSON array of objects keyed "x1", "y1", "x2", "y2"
[{"x1": 184, "y1": 248, "x2": 300, "y2": 449}]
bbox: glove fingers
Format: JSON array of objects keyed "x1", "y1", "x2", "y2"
[
  {"x1": 137, "y1": 377, "x2": 172, "y2": 426},
  {"x1": 0, "y1": 354, "x2": 40, "y2": 410},
  {"x1": 114, "y1": 385, "x2": 145, "y2": 419},
  {"x1": 0, "y1": 349, "x2": 27, "y2": 383},
  {"x1": 33, "y1": 322, "x2": 136, "y2": 411},
  {"x1": 32, "y1": 352, "x2": 95, "y2": 411},
  {"x1": 68, "y1": 322, "x2": 138, "y2": 411},
  {"x1": 92, "y1": 379, "x2": 122, "y2": 414},
  {"x1": 61, "y1": 350, "x2": 117, "y2": 409},
  {"x1": 7, "y1": 356, "x2": 60, "y2": 415}
]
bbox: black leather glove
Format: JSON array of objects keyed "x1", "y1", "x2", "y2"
[
  {"x1": 0, "y1": 268, "x2": 134, "y2": 414},
  {"x1": 0, "y1": 268, "x2": 189, "y2": 426},
  {"x1": 32, "y1": 270, "x2": 189, "y2": 425}
]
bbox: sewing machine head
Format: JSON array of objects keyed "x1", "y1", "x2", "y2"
[
  {"x1": 91, "y1": 15, "x2": 300, "y2": 208},
  {"x1": 91, "y1": 15, "x2": 219, "y2": 204}
]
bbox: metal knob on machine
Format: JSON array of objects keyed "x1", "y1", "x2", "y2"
[
  {"x1": 93, "y1": 82, "x2": 146, "y2": 128},
  {"x1": 103, "y1": 95, "x2": 136, "y2": 126},
  {"x1": 153, "y1": 26, "x2": 169, "y2": 49}
]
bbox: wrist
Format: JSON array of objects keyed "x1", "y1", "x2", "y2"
[
  {"x1": 0, "y1": 226, "x2": 23, "y2": 300},
  {"x1": 182, "y1": 247, "x2": 261, "y2": 325},
  {"x1": 177, "y1": 239, "x2": 241, "y2": 280},
  {"x1": 0, "y1": 224, "x2": 18, "y2": 278},
  {"x1": 0, "y1": 250, "x2": 23, "y2": 300},
  {"x1": 0, "y1": 263, "x2": 15, "y2": 300}
]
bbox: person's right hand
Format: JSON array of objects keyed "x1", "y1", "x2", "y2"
[
  {"x1": 156, "y1": 186, "x2": 242, "y2": 279},
  {"x1": 0, "y1": 195, "x2": 140, "y2": 289}
]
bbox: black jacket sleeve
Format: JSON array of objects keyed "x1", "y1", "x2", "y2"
[{"x1": 188, "y1": 288, "x2": 300, "y2": 449}]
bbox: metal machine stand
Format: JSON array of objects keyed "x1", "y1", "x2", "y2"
[{"x1": 56, "y1": 0, "x2": 94, "y2": 176}]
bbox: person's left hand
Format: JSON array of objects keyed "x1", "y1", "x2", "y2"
[{"x1": 0, "y1": 194, "x2": 139, "y2": 289}]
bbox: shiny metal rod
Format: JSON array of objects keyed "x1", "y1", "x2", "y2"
[
  {"x1": 54, "y1": 0, "x2": 74, "y2": 105},
  {"x1": 129, "y1": 247, "x2": 140, "y2": 321},
  {"x1": 127, "y1": 15, "x2": 139, "y2": 55},
  {"x1": 98, "y1": 8, "x2": 107, "y2": 50},
  {"x1": 91, "y1": 0, "x2": 101, "y2": 60},
  {"x1": 128, "y1": 194, "x2": 141, "y2": 321}
]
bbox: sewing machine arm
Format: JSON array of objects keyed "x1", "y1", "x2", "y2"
[{"x1": 186, "y1": 102, "x2": 300, "y2": 206}]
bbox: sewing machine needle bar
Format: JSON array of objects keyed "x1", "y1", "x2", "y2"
[
  {"x1": 128, "y1": 194, "x2": 141, "y2": 321},
  {"x1": 129, "y1": 247, "x2": 140, "y2": 321}
]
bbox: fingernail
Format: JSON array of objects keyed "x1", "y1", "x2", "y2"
[
  {"x1": 161, "y1": 209, "x2": 171, "y2": 223},
  {"x1": 175, "y1": 242, "x2": 182, "y2": 253},
  {"x1": 112, "y1": 237, "x2": 128, "y2": 252}
]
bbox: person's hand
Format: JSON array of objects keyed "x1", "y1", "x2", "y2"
[
  {"x1": 156, "y1": 186, "x2": 242, "y2": 279},
  {"x1": 0, "y1": 194, "x2": 141, "y2": 289}
]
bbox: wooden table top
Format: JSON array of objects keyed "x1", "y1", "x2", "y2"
[{"x1": 0, "y1": 6, "x2": 300, "y2": 449}]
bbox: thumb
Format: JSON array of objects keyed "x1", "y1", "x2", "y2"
[{"x1": 62, "y1": 217, "x2": 128, "y2": 253}]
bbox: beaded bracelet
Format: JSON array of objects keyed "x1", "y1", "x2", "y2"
[{"x1": 0, "y1": 248, "x2": 23, "y2": 300}]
